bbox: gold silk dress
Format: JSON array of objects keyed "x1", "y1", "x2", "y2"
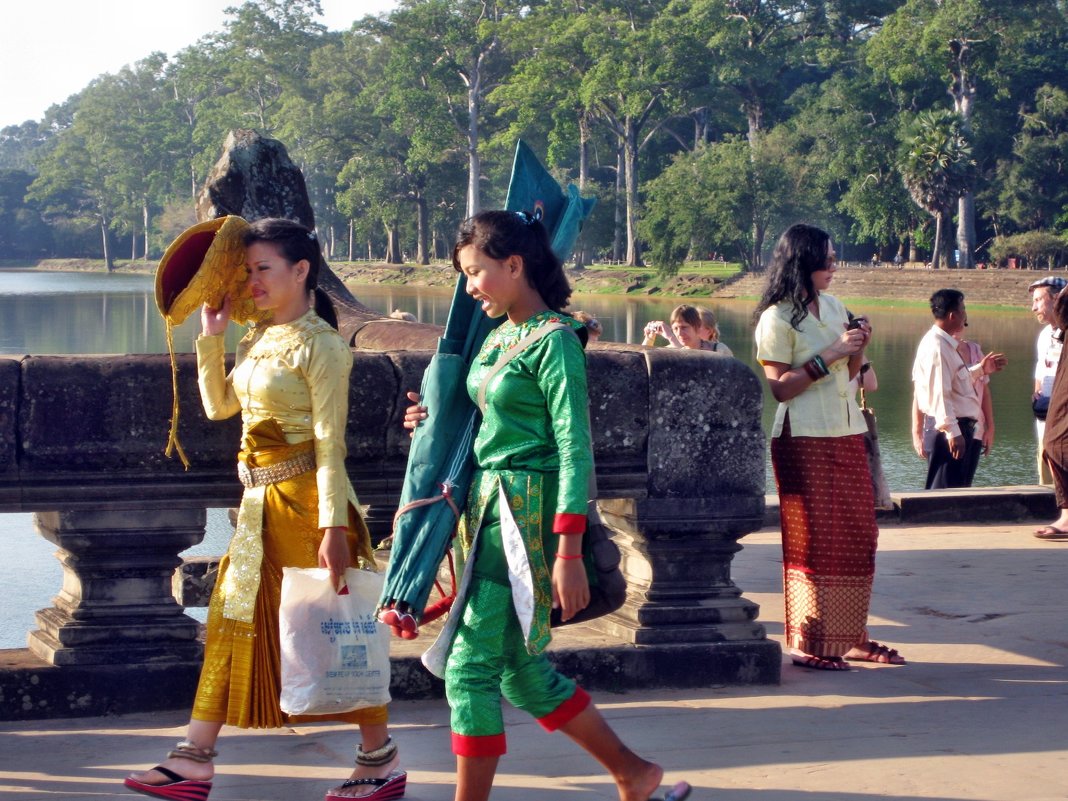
[{"x1": 192, "y1": 308, "x2": 384, "y2": 728}]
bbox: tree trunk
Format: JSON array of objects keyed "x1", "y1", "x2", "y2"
[
  {"x1": 142, "y1": 197, "x2": 150, "y2": 260},
  {"x1": 931, "y1": 212, "x2": 944, "y2": 269},
  {"x1": 952, "y1": 47, "x2": 977, "y2": 269},
  {"x1": 349, "y1": 219, "x2": 354, "y2": 262},
  {"x1": 100, "y1": 216, "x2": 114, "y2": 272},
  {"x1": 751, "y1": 220, "x2": 767, "y2": 272},
  {"x1": 466, "y1": 75, "x2": 481, "y2": 217},
  {"x1": 957, "y1": 192, "x2": 976, "y2": 268},
  {"x1": 623, "y1": 118, "x2": 641, "y2": 266},
  {"x1": 612, "y1": 145, "x2": 624, "y2": 262},
  {"x1": 415, "y1": 192, "x2": 429, "y2": 265},
  {"x1": 573, "y1": 112, "x2": 591, "y2": 269},
  {"x1": 385, "y1": 224, "x2": 402, "y2": 264}
]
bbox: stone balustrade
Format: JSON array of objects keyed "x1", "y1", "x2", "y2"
[{"x1": 0, "y1": 345, "x2": 777, "y2": 720}]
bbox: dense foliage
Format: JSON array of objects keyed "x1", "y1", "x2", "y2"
[{"x1": 2, "y1": 0, "x2": 1067, "y2": 271}]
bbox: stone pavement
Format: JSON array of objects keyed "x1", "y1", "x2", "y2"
[{"x1": 2, "y1": 518, "x2": 1066, "y2": 801}]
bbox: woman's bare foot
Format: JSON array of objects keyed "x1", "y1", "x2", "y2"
[
  {"x1": 127, "y1": 756, "x2": 213, "y2": 785},
  {"x1": 617, "y1": 759, "x2": 664, "y2": 801},
  {"x1": 329, "y1": 749, "x2": 402, "y2": 798}
]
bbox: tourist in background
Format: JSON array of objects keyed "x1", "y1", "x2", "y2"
[
  {"x1": 644, "y1": 305, "x2": 730, "y2": 354},
  {"x1": 754, "y1": 223, "x2": 904, "y2": 670},
  {"x1": 125, "y1": 219, "x2": 405, "y2": 801},
  {"x1": 697, "y1": 307, "x2": 733, "y2": 356},
  {"x1": 572, "y1": 309, "x2": 603, "y2": 342},
  {"x1": 911, "y1": 289, "x2": 1005, "y2": 490},
  {"x1": 1034, "y1": 278, "x2": 1068, "y2": 541},
  {"x1": 1030, "y1": 276, "x2": 1065, "y2": 486}
]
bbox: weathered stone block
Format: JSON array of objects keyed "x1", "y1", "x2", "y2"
[
  {"x1": 645, "y1": 349, "x2": 765, "y2": 498},
  {"x1": 0, "y1": 357, "x2": 18, "y2": 493}
]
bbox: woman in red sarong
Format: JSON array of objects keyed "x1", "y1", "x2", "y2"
[{"x1": 753, "y1": 224, "x2": 906, "y2": 670}]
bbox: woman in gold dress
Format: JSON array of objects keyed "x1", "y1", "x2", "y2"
[{"x1": 125, "y1": 219, "x2": 404, "y2": 801}]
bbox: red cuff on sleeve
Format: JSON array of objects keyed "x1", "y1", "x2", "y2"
[
  {"x1": 553, "y1": 512, "x2": 587, "y2": 534},
  {"x1": 537, "y1": 686, "x2": 592, "y2": 731}
]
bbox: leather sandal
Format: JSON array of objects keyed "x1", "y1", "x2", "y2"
[
  {"x1": 845, "y1": 640, "x2": 906, "y2": 664},
  {"x1": 791, "y1": 654, "x2": 851, "y2": 671}
]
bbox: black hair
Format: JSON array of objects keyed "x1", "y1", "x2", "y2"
[
  {"x1": 452, "y1": 210, "x2": 571, "y2": 312},
  {"x1": 243, "y1": 218, "x2": 338, "y2": 330},
  {"x1": 753, "y1": 223, "x2": 832, "y2": 330},
  {"x1": 930, "y1": 288, "x2": 965, "y2": 320}
]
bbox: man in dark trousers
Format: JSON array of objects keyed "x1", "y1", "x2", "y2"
[{"x1": 911, "y1": 289, "x2": 1006, "y2": 489}]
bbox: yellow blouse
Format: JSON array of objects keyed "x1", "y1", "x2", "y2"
[
  {"x1": 754, "y1": 293, "x2": 867, "y2": 439},
  {"x1": 196, "y1": 309, "x2": 354, "y2": 529}
]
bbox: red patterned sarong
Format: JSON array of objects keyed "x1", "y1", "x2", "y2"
[{"x1": 771, "y1": 425, "x2": 878, "y2": 657}]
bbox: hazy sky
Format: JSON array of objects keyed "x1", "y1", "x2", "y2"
[{"x1": 0, "y1": 0, "x2": 398, "y2": 129}]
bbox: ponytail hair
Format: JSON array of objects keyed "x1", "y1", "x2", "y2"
[{"x1": 243, "y1": 217, "x2": 338, "y2": 330}]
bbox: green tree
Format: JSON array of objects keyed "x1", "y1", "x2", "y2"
[
  {"x1": 900, "y1": 109, "x2": 974, "y2": 269},
  {"x1": 997, "y1": 84, "x2": 1068, "y2": 231},
  {"x1": 373, "y1": 0, "x2": 520, "y2": 217},
  {"x1": 0, "y1": 169, "x2": 52, "y2": 258},
  {"x1": 27, "y1": 126, "x2": 120, "y2": 269},
  {"x1": 640, "y1": 131, "x2": 806, "y2": 272},
  {"x1": 867, "y1": 0, "x2": 1068, "y2": 266}
]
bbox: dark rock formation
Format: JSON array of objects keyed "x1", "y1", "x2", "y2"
[{"x1": 196, "y1": 130, "x2": 439, "y2": 348}]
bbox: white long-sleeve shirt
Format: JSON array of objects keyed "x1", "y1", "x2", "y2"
[
  {"x1": 912, "y1": 325, "x2": 984, "y2": 441},
  {"x1": 1035, "y1": 324, "x2": 1062, "y2": 398}
]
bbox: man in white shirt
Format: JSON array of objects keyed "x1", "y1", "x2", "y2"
[
  {"x1": 912, "y1": 289, "x2": 1006, "y2": 489},
  {"x1": 1030, "y1": 276, "x2": 1066, "y2": 484}
]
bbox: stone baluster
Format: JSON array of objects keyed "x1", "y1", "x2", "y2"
[
  {"x1": 586, "y1": 348, "x2": 781, "y2": 684},
  {"x1": 28, "y1": 508, "x2": 206, "y2": 668}
]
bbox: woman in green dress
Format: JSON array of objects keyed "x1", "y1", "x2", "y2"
[{"x1": 404, "y1": 210, "x2": 687, "y2": 801}]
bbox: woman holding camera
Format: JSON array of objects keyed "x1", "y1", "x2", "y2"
[{"x1": 754, "y1": 224, "x2": 905, "y2": 671}]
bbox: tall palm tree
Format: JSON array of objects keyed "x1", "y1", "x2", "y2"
[{"x1": 900, "y1": 110, "x2": 974, "y2": 269}]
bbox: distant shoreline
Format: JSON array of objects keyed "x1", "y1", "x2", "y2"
[{"x1": 6, "y1": 258, "x2": 1049, "y2": 309}]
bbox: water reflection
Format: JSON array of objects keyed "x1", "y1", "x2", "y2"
[
  {"x1": 0, "y1": 269, "x2": 1045, "y2": 492},
  {"x1": 0, "y1": 269, "x2": 1050, "y2": 648}
]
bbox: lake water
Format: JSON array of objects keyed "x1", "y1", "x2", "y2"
[{"x1": 0, "y1": 269, "x2": 1046, "y2": 647}]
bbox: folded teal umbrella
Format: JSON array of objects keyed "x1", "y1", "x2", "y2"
[{"x1": 378, "y1": 141, "x2": 596, "y2": 637}]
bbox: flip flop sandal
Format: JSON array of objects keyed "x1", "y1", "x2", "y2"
[
  {"x1": 791, "y1": 655, "x2": 851, "y2": 671},
  {"x1": 124, "y1": 767, "x2": 212, "y2": 801},
  {"x1": 651, "y1": 781, "x2": 693, "y2": 801},
  {"x1": 325, "y1": 769, "x2": 407, "y2": 801},
  {"x1": 846, "y1": 641, "x2": 906, "y2": 664},
  {"x1": 1034, "y1": 526, "x2": 1068, "y2": 540}
]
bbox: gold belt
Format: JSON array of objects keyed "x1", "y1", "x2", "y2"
[{"x1": 237, "y1": 449, "x2": 316, "y2": 488}]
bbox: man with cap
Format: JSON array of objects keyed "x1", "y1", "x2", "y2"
[
  {"x1": 1031, "y1": 276, "x2": 1068, "y2": 540},
  {"x1": 1030, "y1": 275, "x2": 1066, "y2": 487}
]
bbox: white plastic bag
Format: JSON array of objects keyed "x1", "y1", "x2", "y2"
[{"x1": 279, "y1": 567, "x2": 392, "y2": 715}]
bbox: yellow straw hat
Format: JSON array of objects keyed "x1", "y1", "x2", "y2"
[
  {"x1": 155, "y1": 215, "x2": 264, "y2": 468},
  {"x1": 155, "y1": 215, "x2": 263, "y2": 325}
]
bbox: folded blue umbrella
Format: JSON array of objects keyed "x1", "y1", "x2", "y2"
[{"x1": 378, "y1": 141, "x2": 596, "y2": 636}]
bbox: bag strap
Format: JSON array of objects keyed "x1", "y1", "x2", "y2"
[
  {"x1": 476, "y1": 322, "x2": 575, "y2": 412},
  {"x1": 476, "y1": 320, "x2": 599, "y2": 503}
]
